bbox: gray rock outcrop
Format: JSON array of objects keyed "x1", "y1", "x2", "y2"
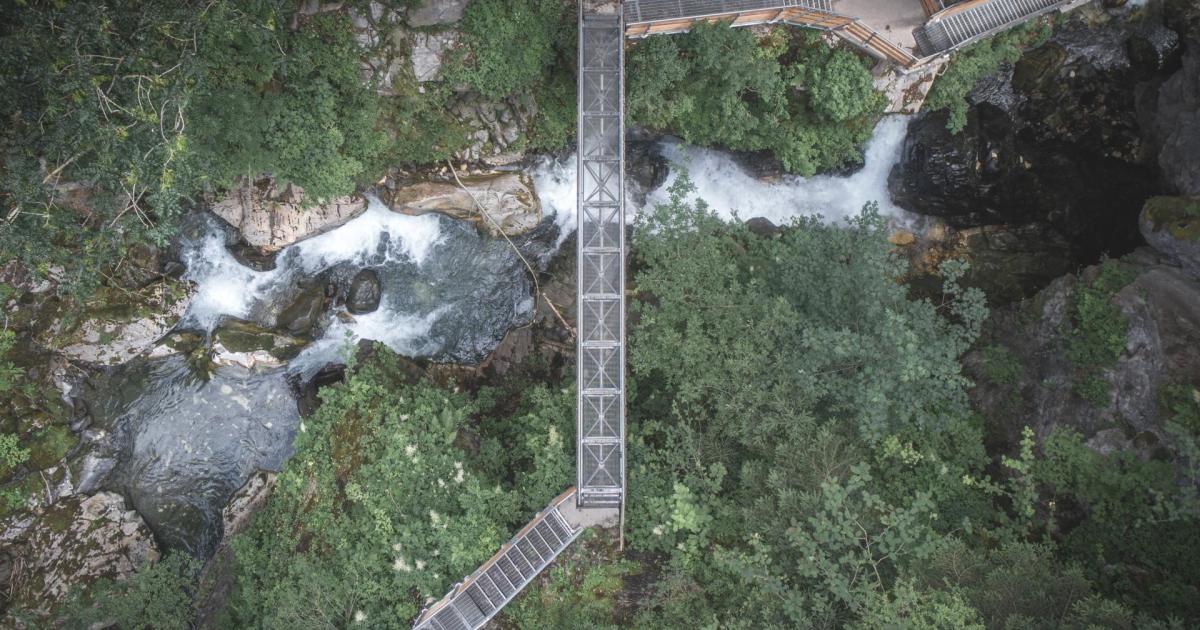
[
  {"x1": 1139, "y1": 196, "x2": 1200, "y2": 276},
  {"x1": 386, "y1": 171, "x2": 541, "y2": 236},
  {"x1": 210, "y1": 178, "x2": 367, "y2": 252},
  {"x1": 0, "y1": 492, "x2": 158, "y2": 614},
  {"x1": 407, "y1": 0, "x2": 469, "y2": 27},
  {"x1": 966, "y1": 257, "x2": 1200, "y2": 458}
]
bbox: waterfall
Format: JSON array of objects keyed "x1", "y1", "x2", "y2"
[{"x1": 645, "y1": 115, "x2": 914, "y2": 225}]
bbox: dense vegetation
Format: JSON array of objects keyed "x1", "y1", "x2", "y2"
[
  {"x1": 5, "y1": 2, "x2": 1198, "y2": 627},
  {"x1": 628, "y1": 25, "x2": 884, "y2": 175},
  {"x1": 57, "y1": 182, "x2": 1200, "y2": 628},
  {"x1": 0, "y1": 0, "x2": 575, "y2": 301}
]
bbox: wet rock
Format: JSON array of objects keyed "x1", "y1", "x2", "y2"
[
  {"x1": 210, "y1": 178, "x2": 368, "y2": 252},
  {"x1": 1139, "y1": 196, "x2": 1200, "y2": 275},
  {"x1": 347, "y1": 269, "x2": 383, "y2": 314},
  {"x1": 891, "y1": 8, "x2": 1172, "y2": 267},
  {"x1": 213, "y1": 319, "x2": 309, "y2": 363},
  {"x1": 1127, "y1": 21, "x2": 1181, "y2": 74},
  {"x1": 626, "y1": 140, "x2": 669, "y2": 207},
  {"x1": 221, "y1": 471, "x2": 277, "y2": 539},
  {"x1": 746, "y1": 217, "x2": 783, "y2": 239},
  {"x1": 386, "y1": 171, "x2": 541, "y2": 236},
  {"x1": 911, "y1": 223, "x2": 1076, "y2": 305},
  {"x1": 276, "y1": 280, "x2": 327, "y2": 337},
  {"x1": 407, "y1": 0, "x2": 468, "y2": 27},
  {"x1": 0, "y1": 492, "x2": 158, "y2": 614}
]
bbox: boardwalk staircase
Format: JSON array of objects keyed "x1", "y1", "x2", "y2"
[
  {"x1": 914, "y1": 0, "x2": 1070, "y2": 57},
  {"x1": 413, "y1": 490, "x2": 584, "y2": 630}
]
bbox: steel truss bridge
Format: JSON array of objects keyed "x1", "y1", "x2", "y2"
[{"x1": 414, "y1": 1, "x2": 1081, "y2": 627}]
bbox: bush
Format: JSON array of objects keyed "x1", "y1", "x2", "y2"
[
  {"x1": 924, "y1": 20, "x2": 1053, "y2": 133},
  {"x1": 627, "y1": 24, "x2": 884, "y2": 175},
  {"x1": 0, "y1": 0, "x2": 390, "y2": 299},
  {"x1": 1065, "y1": 259, "x2": 1136, "y2": 407},
  {"x1": 60, "y1": 554, "x2": 200, "y2": 630},
  {"x1": 450, "y1": 0, "x2": 570, "y2": 100}
]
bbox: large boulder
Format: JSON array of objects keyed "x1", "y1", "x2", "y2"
[
  {"x1": 1140, "y1": 196, "x2": 1200, "y2": 275},
  {"x1": 0, "y1": 492, "x2": 158, "y2": 616},
  {"x1": 386, "y1": 171, "x2": 542, "y2": 236},
  {"x1": 347, "y1": 269, "x2": 382, "y2": 314},
  {"x1": 210, "y1": 178, "x2": 367, "y2": 252},
  {"x1": 890, "y1": 6, "x2": 1173, "y2": 264},
  {"x1": 411, "y1": 30, "x2": 459, "y2": 82},
  {"x1": 407, "y1": 0, "x2": 468, "y2": 27},
  {"x1": 1145, "y1": 46, "x2": 1200, "y2": 195}
]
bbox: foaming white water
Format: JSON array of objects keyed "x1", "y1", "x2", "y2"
[
  {"x1": 531, "y1": 156, "x2": 578, "y2": 248},
  {"x1": 646, "y1": 115, "x2": 913, "y2": 225},
  {"x1": 183, "y1": 197, "x2": 443, "y2": 331},
  {"x1": 183, "y1": 235, "x2": 278, "y2": 330},
  {"x1": 288, "y1": 307, "x2": 446, "y2": 377},
  {"x1": 290, "y1": 198, "x2": 443, "y2": 272}
]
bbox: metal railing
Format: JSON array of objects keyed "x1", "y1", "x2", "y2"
[
  {"x1": 577, "y1": 8, "x2": 627, "y2": 509},
  {"x1": 412, "y1": 489, "x2": 583, "y2": 630}
]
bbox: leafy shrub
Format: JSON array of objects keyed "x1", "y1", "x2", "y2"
[
  {"x1": 1158, "y1": 383, "x2": 1200, "y2": 435},
  {"x1": 505, "y1": 531, "x2": 634, "y2": 629},
  {"x1": 60, "y1": 554, "x2": 200, "y2": 630},
  {"x1": 980, "y1": 344, "x2": 1022, "y2": 386},
  {"x1": 627, "y1": 24, "x2": 884, "y2": 175},
  {"x1": 1035, "y1": 428, "x2": 1200, "y2": 619},
  {"x1": 925, "y1": 20, "x2": 1053, "y2": 133},
  {"x1": 0, "y1": 1, "x2": 389, "y2": 299},
  {"x1": 0, "y1": 433, "x2": 29, "y2": 479},
  {"x1": 1065, "y1": 259, "x2": 1136, "y2": 406},
  {"x1": 189, "y1": 8, "x2": 387, "y2": 203},
  {"x1": 450, "y1": 0, "x2": 569, "y2": 100}
]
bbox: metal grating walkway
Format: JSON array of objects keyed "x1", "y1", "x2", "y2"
[
  {"x1": 914, "y1": 0, "x2": 1068, "y2": 56},
  {"x1": 625, "y1": 0, "x2": 831, "y2": 23},
  {"x1": 577, "y1": 8, "x2": 627, "y2": 510},
  {"x1": 412, "y1": 490, "x2": 583, "y2": 630}
]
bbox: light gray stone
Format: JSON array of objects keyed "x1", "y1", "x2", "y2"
[
  {"x1": 386, "y1": 171, "x2": 541, "y2": 236},
  {"x1": 411, "y1": 31, "x2": 459, "y2": 82},
  {"x1": 210, "y1": 178, "x2": 368, "y2": 251},
  {"x1": 407, "y1": 0, "x2": 468, "y2": 27}
]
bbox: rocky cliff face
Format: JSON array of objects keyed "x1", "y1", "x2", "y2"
[
  {"x1": 966, "y1": 201, "x2": 1200, "y2": 462},
  {"x1": 890, "y1": 3, "x2": 1194, "y2": 268}
]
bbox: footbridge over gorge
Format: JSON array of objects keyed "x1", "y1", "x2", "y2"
[{"x1": 413, "y1": 1, "x2": 1084, "y2": 627}]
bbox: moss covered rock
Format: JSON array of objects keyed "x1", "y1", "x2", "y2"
[
  {"x1": 213, "y1": 319, "x2": 309, "y2": 364},
  {"x1": 0, "y1": 492, "x2": 159, "y2": 619},
  {"x1": 1140, "y1": 196, "x2": 1200, "y2": 275},
  {"x1": 25, "y1": 425, "x2": 77, "y2": 471}
]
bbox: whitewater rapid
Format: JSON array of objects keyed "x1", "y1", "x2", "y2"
[
  {"x1": 530, "y1": 114, "x2": 914, "y2": 232},
  {"x1": 180, "y1": 115, "x2": 912, "y2": 375}
]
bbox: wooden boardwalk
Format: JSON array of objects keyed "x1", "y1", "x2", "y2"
[{"x1": 625, "y1": 0, "x2": 1079, "y2": 69}]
